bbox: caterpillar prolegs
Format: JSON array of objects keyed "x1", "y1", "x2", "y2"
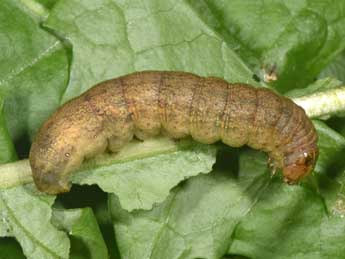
[{"x1": 29, "y1": 71, "x2": 318, "y2": 194}]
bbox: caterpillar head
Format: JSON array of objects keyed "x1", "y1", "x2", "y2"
[
  {"x1": 282, "y1": 145, "x2": 319, "y2": 184},
  {"x1": 29, "y1": 121, "x2": 82, "y2": 195},
  {"x1": 29, "y1": 142, "x2": 78, "y2": 194}
]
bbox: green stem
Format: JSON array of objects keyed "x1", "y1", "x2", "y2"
[
  {"x1": 293, "y1": 86, "x2": 345, "y2": 119},
  {"x1": 1, "y1": 86, "x2": 345, "y2": 190},
  {"x1": 0, "y1": 159, "x2": 32, "y2": 188}
]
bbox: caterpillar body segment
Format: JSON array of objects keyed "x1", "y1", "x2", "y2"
[{"x1": 29, "y1": 71, "x2": 318, "y2": 194}]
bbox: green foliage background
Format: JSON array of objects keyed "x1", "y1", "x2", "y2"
[{"x1": 1, "y1": 0, "x2": 345, "y2": 258}]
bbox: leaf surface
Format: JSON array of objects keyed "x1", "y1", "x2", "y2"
[
  {"x1": 0, "y1": 0, "x2": 68, "y2": 142},
  {"x1": 73, "y1": 138, "x2": 216, "y2": 211}
]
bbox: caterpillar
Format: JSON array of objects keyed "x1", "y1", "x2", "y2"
[{"x1": 29, "y1": 71, "x2": 318, "y2": 194}]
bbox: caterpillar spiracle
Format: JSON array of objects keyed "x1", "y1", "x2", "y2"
[{"x1": 29, "y1": 71, "x2": 319, "y2": 194}]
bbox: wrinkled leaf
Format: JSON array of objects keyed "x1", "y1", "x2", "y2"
[
  {"x1": 109, "y1": 150, "x2": 271, "y2": 259},
  {"x1": 45, "y1": 0, "x2": 260, "y2": 103},
  {"x1": 73, "y1": 137, "x2": 216, "y2": 211}
]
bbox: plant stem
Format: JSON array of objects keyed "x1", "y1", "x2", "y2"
[
  {"x1": 0, "y1": 159, "x2": 32, "y2": 188},
  {"x1": 293, "y1": 86, "x2": 345, "y2": 119},
  {"x1": 1, "y1": 86, "x2": 345, "y2": 190}
]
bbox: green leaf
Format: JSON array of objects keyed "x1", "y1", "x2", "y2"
[
  {"x1": 0, "y1": 185, "x2": 70, "y2": 259},
  {"x1": 228, "y1": 181, "x2": 325, "y2": 259},
  {"x1": 52, "y1": 208, "x2": 108, "y2": 259},
  {"x1": 0, "y1": 55, "x2": 69, "y2": 258},
  {"x1": 109, "y1": 150, "x2": 271, "y2": 259},
  {"x1": 73, "y1": 137, "x2": 216, "y2": 211},
  {"x1": 187, "y1": 0, "x2": 345, "y2": 92},
  {"x1": 0, "y1": 0, "x2": 68, "y2": 142},
  {"x1": 0, "y1": 93, "x2": 18, "y2": 239},
  {"x1": 312, "y1": 121, "x2": 345, "y2": 218},
  {"x1": 319, "y1": 216, "x2": 345, "y2": 258},
  {"x1": 108, "y1": 121, "x2": 345, "y2": 259},
  {"x1": 0, "y1": 97, "x2": 17, "y2": 164},
  {"x1": 320, "y1": 50, "x2": 345, "y2": 83},
  {"x1": 45, "y1": 0, "x2": 260, "y2": 103},
  {"x1": 3, "y1": 0, "x2": 345, "y2": 258},
  {"x1": 313, "y1": 121, "x2": 345, "y2": 177},
  {"x1": 56, "y1": 185, "x2": 121, "y2": 259},
  {"x1": 226, "y1": 121, "x2": 345, "y2": 259}
]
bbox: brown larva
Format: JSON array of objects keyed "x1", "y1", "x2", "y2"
[{"x1": 29, "y1": 71, "x2": 319, "y2": 194}]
